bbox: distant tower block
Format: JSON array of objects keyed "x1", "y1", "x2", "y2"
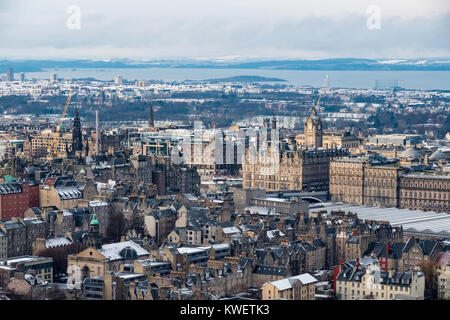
[
  {"x1": 114, "y1": 75, "x2": 123, "y2": 85},
  {"x1": 6, "y1": 68, "x2": 14, "y2": 82},
  {"x1": 149, "y1": 102, "x2": 155, "y2": 128}
]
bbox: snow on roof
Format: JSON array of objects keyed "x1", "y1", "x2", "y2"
[
  {"x1": 243, "y1": 206, "x2": 276, "y2": 215},
  {"x1": 267, "y1": 229, "x2": 285, "y2": 239},
  {"x1": 271, "y1": 279, "x2": 292, "y2": 291},
  {"x1": 270, "y1": 273, "x2": 318, "y2": 291},
  {"x1": 89, "y1": 200, "x2": 108, "y2": 207},
  {"x1": 315, "y1": 281, "x2": 330, "y2": 287},
  {"x1": 256, "y1": 197, "x2": 290, "y2": 203},
  {"x1": 183, "y1": 193, "x2": 198, "y2": 201},
  {"x1": 211, "y1": 243, "x2": 230, "y2": 250},
  {"x1": 177, "y1": 247, "x2": 208, "y2": 254},
  {"x1": 310, "y1": 202, "x2": 450, "y2": 236},
  {"x1": 46, "y1": 237, "x2": 72, "y2": 248},
  {"x1": 99, "y1": 240, "x2": 149, "y2": 261},
  {"x1": 222, "y1": 226, "x2": 241, "y2": 234},
  {"x1": 138, "y1": 260, "x2": 171, "y2": 267}
]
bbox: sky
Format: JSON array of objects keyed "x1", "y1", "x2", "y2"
[{"x1": 0, "y1": 0, "x2": 449, "y2": 60}]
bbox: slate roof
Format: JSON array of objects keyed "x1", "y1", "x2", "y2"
[
  {"x1": 336, "y1": 265, "x2": 423, "y2": 286},
  {"x1": 71, "y1": 230, "x2": 89, "y2": 243},
  {"x1": 0, "y1": 220, "x2": 24, "y2": 230},
  {"x1": 0, "y1": 183, "x2": 22, "y2": 195},
  {"x1": 253, "y1": 265, "x2": 287, "y2": 276}
]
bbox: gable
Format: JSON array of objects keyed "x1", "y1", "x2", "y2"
[{"x1": 75, "y1": 247, "x2": 107, "y2": 261}]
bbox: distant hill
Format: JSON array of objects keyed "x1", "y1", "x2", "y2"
[
  {"x1": 1, "y1": 58, "x2": 449, "y2": 73},
  {"x1": 197, "y1": 75, "x2": 286, "y2": 83}
]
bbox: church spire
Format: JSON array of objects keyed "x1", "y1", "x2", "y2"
[{"x1": 72, "y1": 106, "x2": 83, "y2": 153}]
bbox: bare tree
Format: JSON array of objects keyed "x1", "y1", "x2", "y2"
[
  {"x1": 35, "y1": 242, "x2": 87, "y2": 275},
  {"x1": 126, "y1": 212, "x2": 145, "y2": 237},
  {"x1": 106, "y1": 204, "x2": 126, "y2": 243},
  {"x1": 419, "y1": 260, "x2": 438, "y2": 299}
]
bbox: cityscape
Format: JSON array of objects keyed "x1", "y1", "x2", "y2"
[{"x1": 0, "y1": 0, "x2": 449, "y2": 307}]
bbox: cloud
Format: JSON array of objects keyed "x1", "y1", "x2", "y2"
[{"x1": 0, "y1": 0, "x2": 449, "y2": 59}]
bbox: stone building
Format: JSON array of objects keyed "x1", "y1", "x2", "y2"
[
  {"x1": 329, "y1": 158, "x2": 367, "y2": 205},
  {"x1": 399, "y1": 174, "x2": 450, "y2": 213},
  {"x1": 322, "y1": 131, "x2": 361, "y2": 149},
  {"x1": 243, "y1": 108, "x2": 347, "y2": 192},
  {"x1": 233, "y1": 188, "x2": 266, "y2": 212},
  {"x1": 330, "y1": 157, "x2": 450, "y2": 212},
  {"x1": 364, "y1": 238, "x2": 443, "y2": 272},
  {"x1": 0, "y1": 220, "x2": 26, "y2": 258},
  {"x1": 296, "y1": 130, "x2": 360, "y2": 150},
  {"x1": 6, "y1": 271, "x2": 49, "y2": 300},
  {"x1": 23, "y1": 131, "x2": 72, "y2": 159},
  {"x1": 67, "y1": 240, "x2": 149, "y2": 280},
  {"x1": 243, "y1": 147, "x2": 346, "y2": 192},
  {"x1": 39, "y1": 175, "x2": 83, "y2": 210},
  {"x1": 330, "y1": 157, "x2": 404, "y2": 208},
  {"x1": 144, "y1": 208, "x2": 177, "y2": 245},
  {"x1": 335, "y1": 262, "x2": 425, "y2": 300},
  {"x1": 261, "y1": 273, "x2": 317, "y2": 300},
  {"x1": 0, "y1": 229, "x2": 6, "y2": 260},
  {"x1": 22, "y1": 217, "x2": 47, "y2": 255},
  {"x1": 364, "y1": 166, "x2": 403, "y2": 208},
  {"x1": 436, "y1": 252, "x2": 450, "y2": 300}
]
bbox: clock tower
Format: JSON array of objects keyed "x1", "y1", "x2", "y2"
[{"x1": 304, "y1": 107, "x2": 323, "y2": 149}]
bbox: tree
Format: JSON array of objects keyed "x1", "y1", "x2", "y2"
[
  {"x1": 126, "y1": 212, "x2": 145, "y2": 237},
  {"x1": 419, "y1": 260, "x2": 438, "y2": 299},
  {"x1": 35, "y1": 242, "x2": 87, "y2": 276},
  {"x1": 106, "y1": 204, "x2": 126, "y2": 243}
]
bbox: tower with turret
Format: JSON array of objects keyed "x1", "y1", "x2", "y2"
[
  {"x1": 304, "y1": 107, "x2": 323, "y2": 149},
  {"x1": 87, "y1": 213, "x2": 103, "y2": 249}
]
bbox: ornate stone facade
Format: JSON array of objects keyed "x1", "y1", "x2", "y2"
[
  {"x1": 399, "y1": 175, "x2": 450, "y2": 212},
  {"x1": 243, "y1": 109, "x2": 347, "y2": 192},
  {"x1": 330, "y1": 157, "x2": 450, "y2": 212}
]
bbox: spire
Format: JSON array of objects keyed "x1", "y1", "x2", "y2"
[{"x1": 72, "y1": 105, "x2": 83, "y2": 152}]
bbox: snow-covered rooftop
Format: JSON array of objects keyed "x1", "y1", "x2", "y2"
[
  {"x1": 270, "y1": 273, "x2": 318, "y2": 291},
  {"x1": 222, "y1": 226, "x2": 241, "y2": 234},
  {"x1": 99, "y1": 240, "x2": 149, "y2": 261},
  {"x1": 46, "y1": 237, "x2": 72, "y2": 248},
  {"x1": 310, "y1": 202, "x2": 450, "y2": 236}
]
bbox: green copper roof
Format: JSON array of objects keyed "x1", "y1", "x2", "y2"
[
  {"x1": 3, "y1": 175, "x2": 16, "y2": 182},
  {"x1": 90, "y1": 213, "x2": 99, "y2": 226}
]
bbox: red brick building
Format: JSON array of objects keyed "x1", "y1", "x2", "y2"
[{"x1": 0, "y1": 182, "x2": 40, "y2": 220}]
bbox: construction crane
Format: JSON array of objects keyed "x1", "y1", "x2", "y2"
[
  {"x1": 313, "y1": 74, "x2": 329, "y2": 112},
  {"x1": 50, "y1": 94, "x2": 73, "y2": 157}
]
